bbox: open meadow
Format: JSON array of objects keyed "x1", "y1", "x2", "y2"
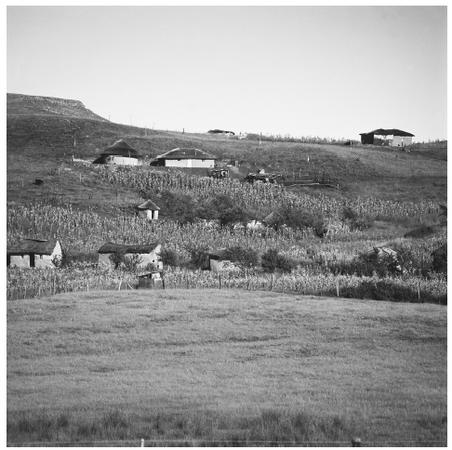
[{"x1": 7, "y1": 289, "x2": 446, "y2": 446}]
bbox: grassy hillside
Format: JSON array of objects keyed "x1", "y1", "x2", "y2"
[
  {"x1": 7, "y1": 94, "x2": 447, "y2": 211},
  {"x1": 7, "y1": 93, "x2": 109, "y2": 121},
  {"x1": 7, "y1": 289, "x2": 446, "y2": 446}
]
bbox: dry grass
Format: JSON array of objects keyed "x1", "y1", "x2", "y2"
[{"x1": 7, "y1": 289, "x2": 446, "y2": 445}]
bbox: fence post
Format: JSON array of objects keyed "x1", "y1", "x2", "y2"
[
  {"x1": 162, "y1": 277, "x2": 166, "y2": 290},
  {"x1": 336, "y1": 279, "x2": 340, "y2": 297},
  {"x1": 141, "y1": 438, "x2": 144, "y2": 447},
  {"x1": 270, "y1": 273, "x2": 274, "y2": 291},
  {"x1": 417, "y1": 281, "x2": 421, "y2": 301},
  {"x1": 218, "y1": 275, "x2": 222, "y2": 289}
]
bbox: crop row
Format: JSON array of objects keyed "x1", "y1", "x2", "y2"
[
  {"x1": 7, "y1": 266, "x2": 446, "y2": 304},
  {"x1": 88, "y1": 165, "x2": 440, "y2": 221}
]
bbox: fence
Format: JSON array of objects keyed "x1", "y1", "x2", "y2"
[{"x1": 7, "y1": 437, "x2": 446, "y2": 447}]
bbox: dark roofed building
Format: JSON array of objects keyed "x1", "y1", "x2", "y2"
[
  {"x1": 151, "y1": 147, "x2": 216, "y2": 168},
  {"x1": 208, "y1": 129, "x2": 235, "y2": 136},
  {"x1": 93, "y1": 139, "x2": 141, "y2": 165},
  {"x1": 7, "y1": 238, "x2": 62, "y2": 268},
  {"x1": 137, "y1": 199, "x2": 160, "y2": 221},
  {"x1": 98, "y1": 241, "x2": 162, "y2": 270},
  {"x1": 359, "y1": 129, "x2": 414, "y2": 147}
]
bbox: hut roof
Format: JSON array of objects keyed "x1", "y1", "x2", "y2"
[
  {"x1": 137, "y1": 199, "x2": 160, "y2": 211},
  {"x1": 155, "y1": 147, "x2": 216, "y2": 160},
  {"x1": 98, "y1": 242, "x2": 159, "y2": 254},
  {"x1": 359, "y1": 129, "x2": 414, "y2": 137},
  {"x1": 100, "y1": 139, "x2": 140, "y2": 157},
  {"x1": 8, "y1": 238, "x2": 59, "y2": 255}
]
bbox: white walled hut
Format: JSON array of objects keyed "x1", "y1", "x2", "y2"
[
  {"x1": 137, "y1": 199, "x2": 160, "y2": 221},
  {"x1": 98, "y1": 242, "x2": 162, "y2": 270},
  {"x1": 93, "y1": 139, "x2": 141, "y2": 166},
  {"x1": 359, "y1": 129, "x2": 414, "y2": 147},
  {"x1": 151, "y1": 148, "x2": 216, "y2": 168},
  {"x1": 7, "y1": 238, "x2": 62, "y2": 268}
]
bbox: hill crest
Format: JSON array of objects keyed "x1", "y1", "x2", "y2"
[{"x1": 7, "y1": 93, "x2": 108, "y2": 122}]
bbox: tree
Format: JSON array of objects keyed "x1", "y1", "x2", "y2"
[
  {"x1": 202, "y1": 194, "x2": 250, "y2": 227},
  {"x1": 157, "y1": 191, "x2": 197, "y2": 224},
  {"x1": 269, "y1": 206, "x2": 328, "y2": 238},
  {"x1": 188, "y1": 246, "x2": 210, "y2": 270}
]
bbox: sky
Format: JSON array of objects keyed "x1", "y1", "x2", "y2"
[{"x1": 7, "y1": 5, "x2": 447, "y2": 141}]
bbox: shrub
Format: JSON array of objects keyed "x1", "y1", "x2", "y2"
[
  {"x1": 223, "y1": 246, "x2": 258, "y2": 271},
  {"x1": 202, "y1": 194, "x2": 250, "y2": 227},
  {"x1": 188, "y1": 246, "x2": 210, "y2": 270},
  {"x1": 157, "y1": 191, "x2": 197, "y2": 224},
  {"x1": 271, "y1": 207, "x2": 328, "y2": 237},
  {"x1": 160, "y1": 248, "x2": 181, "y2": 267},
  {"x1": 261, "y1": 249, "x2": 297, "y2": 273}
]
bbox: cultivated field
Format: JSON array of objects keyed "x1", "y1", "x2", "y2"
[{"x1": 7, "y1": 289, "x2": 446, "y2": 446}]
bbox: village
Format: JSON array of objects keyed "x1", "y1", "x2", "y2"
[
  {"x1": 6, "y1": 4, "x2": 446, "y2": 446},
  {"x1": 6, "y1": 127, "x2": 420, "y2": 288}
]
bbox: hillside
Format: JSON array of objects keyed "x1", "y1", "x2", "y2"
[
  {"x1": 7, "y1": 93, "x2": 447, "y2": 211},
  {"x1": 7, "y1": 93, "x2": 108, "y2": 122},
  {"x1": 7, "y1": 289, "x2": 446, "y2": 446}
]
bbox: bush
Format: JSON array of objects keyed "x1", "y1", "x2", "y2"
[
  {"x1": 261, "y1": 249, "x2": 297, "y2": 273},
  {"x1": 188, "y1": 246, "x2": 210, "y2": 270},
  {"x1": 157, "y1": 191, "x2": 197, "y2": 224},
  {"x1": 160, "y1": 248, "x2": 181, "y2": 267},
  {"x1": 201, "y1": 194, "x2": 250, "y2": 227},
  {"x1": 271, "y1": 207, "x2": 328, "y2": 237},
  {"x1": 223, "y1": 246, "x2": 258, "y2": 271}
]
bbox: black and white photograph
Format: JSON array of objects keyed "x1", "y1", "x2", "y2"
[{"x1": 5, "y1": 3, "x2": 447, "y2": 447}]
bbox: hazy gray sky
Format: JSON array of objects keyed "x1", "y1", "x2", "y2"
[{"x1": 7, "y1": 6, "x2": 447, "y2": 141}]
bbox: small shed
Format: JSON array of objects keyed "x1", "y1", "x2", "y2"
[
  {"x1": 93, "y1": 139, "x2": 141, "y2": 166},
  {"x1": 98, "y1": 242, "x2": 162, "y2": 270},
  {"x1": 7, "y1": 238, "x2": 62, "y2": 268},
  {"x1": 359, "y1": 129, "x2": 414, "y2": 147},
  {"x1": 137, "y1": 199, "x2": 160, "y2": 221}
]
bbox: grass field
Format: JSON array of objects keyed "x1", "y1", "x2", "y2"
[{"x1": 7, "y1": 289, "x2": 446, "y2": 446}]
